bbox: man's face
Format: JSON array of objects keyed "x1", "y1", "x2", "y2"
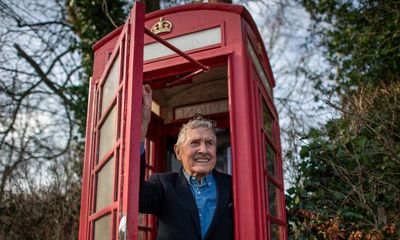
[{"x1": 174, "y1": 127, "x2": 217, "y2": 180}]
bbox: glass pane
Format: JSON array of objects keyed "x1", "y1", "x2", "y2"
[
  {"x1": 138, "y1": 213, "x2": 146, "y2": 226},
  {"x1": 137, "y1": 230, "x2": 145, "y2": 240},
  {"x1": 270, "y1": 223, "x2": 282, "y2": 240},
  {"x1": 98, "y1": 106, "x2": 116, "y2": 162},
  {"x1": 262, "y1": 101, "x2": 273, "y2": 139},
  {"x1": 101, "y1": 54, "x2": 120, "y2": 114},
  {"x1": 247, "y1": 39, "x2": 273, "y2": 97},
  {"x1": 94, "y1": 214, "x2": 111, "y2": 240},
  {"x1": 96, "y1": 157, "x2": 115, "y2": 212},
  {"x1": 266, "y1": 142, "x2": 276, "y2": 177},
  {"x1": 268, "y1": 181, "x2": 279, "y2": 217}
]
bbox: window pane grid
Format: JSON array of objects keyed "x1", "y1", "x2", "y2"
[
  {"x1": 138, "y1": 213, "x2": 147, "y2": 226},
  {"x1": 101, "y1": 54, "x2": 120, "y2": 115},
  {"x1": 266, "y1": 175, "x2": 282, "y2": 188},
  {"x1": 137, "y1": 230, "x2": 146, "y2": 240},
  {"x1": 262, "y1": 100, "x2": 274, "y2": 140},
  {"x1": 93, "y1": 214, "x2": 111, "y2": 240},
  {"x1": 247, "y1": 38, "x2": 273, "y2": 97},
  {"x1": 263, "y1": 131, "x2": 277, "y2": 151},
  {"x1": 267, "y1": 180, "x2": 279, "y2": 217},
  {"x1": 265, "y1": 139, "x2": 276, "y2": 177},
  {"x1": 98, "y1": 106, "x2": 117, "y2": 163},
  {"x1": 269, "y1": 221, "x2": 283, "y2": 240},
  {"x1": 86, "y1": 36, "x2": 129, "y2": 240},
  {"x1": 95, "y1": 157, "x2": 115, "y2": 212},
  {"x1": 262, "y1": 132, "x2": 280, "y2": 182}
]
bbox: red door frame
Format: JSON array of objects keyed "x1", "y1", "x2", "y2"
[
  {"x1": 228, "y1": 45, "x2": 263, "y2": 240},
  {"x1": 122, "y1": 3, "x2": 145, "y2": 239},
  {"x1": 79, "y1": 26, "x2": 129, "y2": 240},
  {"x1": 78, "y1": 3, "x2": 144, "y2": 240}
]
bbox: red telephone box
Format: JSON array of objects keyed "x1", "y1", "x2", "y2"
[{"x1": 79, "y1": 2, "x2": 287, "y2": 240}]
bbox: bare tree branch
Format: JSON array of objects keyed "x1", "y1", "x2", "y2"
[{"x1": 13, "y1": 43, "x2": 74, "y2": 107}]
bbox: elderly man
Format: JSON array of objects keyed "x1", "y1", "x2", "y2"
[{"x1": 139, "y1": 85, "x2": 233, "y2": 240}]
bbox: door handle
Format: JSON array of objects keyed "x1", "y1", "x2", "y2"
[{"x1": 118, "y1": 215, "x2": 127, "y2": 240}]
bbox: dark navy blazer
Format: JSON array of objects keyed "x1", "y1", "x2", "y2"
[{"x1": 139, "y1": 154, "x2": 234, "y2": 240}]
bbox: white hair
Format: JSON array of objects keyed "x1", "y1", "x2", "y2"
[{"x1": 175, "y1": 116, "x2": 220, "y2": 146}]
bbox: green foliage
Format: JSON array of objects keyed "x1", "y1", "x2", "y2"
[
  {"x1": 288, "y1": 1, "x2": 400, "y2": 238},
  {"x1": 287, "y1": 83, "x2": 400, "y2": 239},
  {"x1": 301, "y1": 0, "x2": 400, "y2": 95}
]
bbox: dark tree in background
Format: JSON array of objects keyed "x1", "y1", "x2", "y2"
[{"x1": 286, "y1": 0, "x2": 400, "y2": 239}]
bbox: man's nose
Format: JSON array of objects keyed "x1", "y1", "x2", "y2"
[{"x1": 198, "y1": 142, "x2": 208, "y2": 153}]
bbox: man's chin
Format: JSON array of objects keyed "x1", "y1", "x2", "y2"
[{"x1": 192, "y1": 166, "x2": 214, "y2": 175}]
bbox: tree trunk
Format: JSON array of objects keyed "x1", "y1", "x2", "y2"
[{"x1": 144, "y1": 0, "x2": 161, "y2": 13}]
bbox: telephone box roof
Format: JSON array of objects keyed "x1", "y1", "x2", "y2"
[
  {"x1": 94, "y1": 3, "x2": 262, "y2": 52},
  {"x1": 146, "y1": 3, "x2": 263, "y2": 48}
]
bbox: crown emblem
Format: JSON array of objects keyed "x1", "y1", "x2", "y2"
[{"x1": 151, "y1": 17, "x2": 173, "y2": 35}]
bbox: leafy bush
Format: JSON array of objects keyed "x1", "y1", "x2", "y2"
[{"x1": 287, "y1": 82, "x2": 400, "y2": 239}]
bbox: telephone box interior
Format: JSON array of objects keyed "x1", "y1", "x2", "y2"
[{"x1": 80, "y1": 3, "x2": 287, "y2": 240}]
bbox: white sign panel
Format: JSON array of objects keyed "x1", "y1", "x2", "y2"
[
  {"x1": 144, "y1": 27, "x2": 221, "y2": 61},
  {"x1": 174, "y1": 99, "x2": 228, "y2": 119}
]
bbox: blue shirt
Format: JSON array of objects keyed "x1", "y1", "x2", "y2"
[{"x1": 183, "y1": 170, "x2": 217, "y2": 239}]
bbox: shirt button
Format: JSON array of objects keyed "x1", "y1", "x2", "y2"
[{"x1": 197, "y1": 191, "x2": 201, "y2": 195}]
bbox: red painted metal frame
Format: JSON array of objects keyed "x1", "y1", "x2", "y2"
[
  {"x1": 81, "y1": 29, "x2": 128, "y2": 240},
  {"x1": 228, "y1": 46, "x2": 263, "y2": 240},
  {"x1": 80, "y1": 3, "x2": 288, "y2": 240},
  {"x1": 122, "y1": 3, "x2": 145, "y2": 239},
  {"x1": 79, "y1": 2, "x2": 145, "y2": 240},
  {"x1": 80, "y1": 19, "x2": 126, "y2": 240},
  {"x1": 254, "y1": 71, "x2": 287, "y2": 239}
]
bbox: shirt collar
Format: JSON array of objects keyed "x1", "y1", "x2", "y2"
[{"x1": 182, "y1": 168, "x2": 215, "y2": 186}]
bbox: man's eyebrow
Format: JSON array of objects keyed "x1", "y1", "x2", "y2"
[
  {"x1": 189, "y1": 138, "x2": 201, "y2": 142},
  {"x1": 189, "y1": 137, "x2": 214, "y2": 142}
]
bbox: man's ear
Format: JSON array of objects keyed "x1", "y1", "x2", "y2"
[{"x1": 174, "y1": 144, "x2": 181, "y2": 161}]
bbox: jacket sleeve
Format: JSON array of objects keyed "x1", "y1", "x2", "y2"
[{"x1": 138, "y1": 149, "x2": 164, "y2": 216}]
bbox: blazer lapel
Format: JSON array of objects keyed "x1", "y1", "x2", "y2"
[
  {"x1": 175, "y1": 171, "x2": 202, "y2": 238},
  {"x1": 204, "y1": 171, "x2": 232, "y2": 239}
]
